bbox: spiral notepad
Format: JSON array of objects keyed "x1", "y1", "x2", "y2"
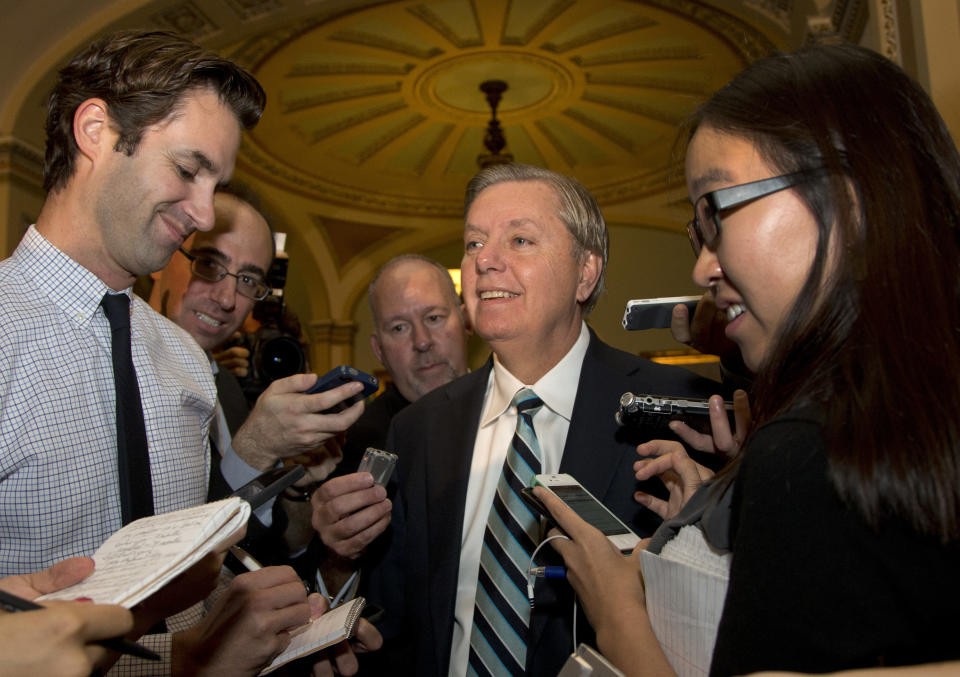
[{"x1": 260, "y1": 596, "x2": 366, "y2": 674}]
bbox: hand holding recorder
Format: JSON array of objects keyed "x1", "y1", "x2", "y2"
[{"x1": 311, "y1": 449, "x2": 397, "y2": 560}]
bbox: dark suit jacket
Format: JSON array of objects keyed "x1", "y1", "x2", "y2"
[
  {"x1": 337, "y1": 383, "x2": 410, "y2": 477},
  {"x1": 366, "y1": 330, "x2": 720, "y2": 676},
  {"x1": 207, "y1": 368, "x2": 298, "y2": 570}
]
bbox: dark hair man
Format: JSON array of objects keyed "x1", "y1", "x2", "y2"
[{"x1": 0, "y1": 30, "x2": 377, "y2": 675}]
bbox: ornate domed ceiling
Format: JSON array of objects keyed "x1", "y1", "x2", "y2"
[{"x1": 230, "y1": 0, "x2": 776, "y2": 221}]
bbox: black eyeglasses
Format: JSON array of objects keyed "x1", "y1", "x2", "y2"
[
  {"x1": 178, "y1": 248, "x2": 270, "y2": 301},
  {"x1": 687, "y1": 168, "x2": 827, "y2": 257}
]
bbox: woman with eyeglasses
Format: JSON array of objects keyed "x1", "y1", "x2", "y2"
[{"x1": 534, "y1": 43, "x2": 960, "y2": 676}]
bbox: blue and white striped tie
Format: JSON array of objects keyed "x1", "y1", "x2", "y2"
[{"x1": 468, "y1": 388, "x2": 544, "y2": 676}]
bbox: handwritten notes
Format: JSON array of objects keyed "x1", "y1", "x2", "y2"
[{"x1": 40, "y1": 497, "x2": 250, "y2": 607}]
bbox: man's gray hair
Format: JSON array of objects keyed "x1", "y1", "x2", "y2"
[
  {"x1": 367, "y1": 254, "x2": 461, "y2": 324},
  {"x1": 464, "y1": 163, "x2": 608, "y2": 315}
]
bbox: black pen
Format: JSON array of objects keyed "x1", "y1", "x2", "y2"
[{"x1": 0, "y1": 588, "x2": 160, "y2": 661}]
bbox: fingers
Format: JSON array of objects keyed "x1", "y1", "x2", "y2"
[
  {"x1": 732, "y1": 389, "x2": 751, "y2": 445},
  {"x1": 670, "y1": 302, "x2": 693, "y2": 345},
  {"x1": 312, "y1": 475, "x2": 391, "y2": 558},
  {"x1": 666, "y1": 419, "x2": 715, "y2": 452},
  {"x1": 531, "y1": 487, "x2": 600, "y2": 545},
  {"x1": 352, "y1": 619, "x2": 383, "y2": 653},
  {"x1": 32, "y1": 557, "x2": 97, "y2": 596},
  {"x1": 72, "y1": 602, "x2": 136, "y2": 642},
  {"x1": 706, "y1": 394, "x2": 737, "y2": 455},
  {"x1": 632, "y1": 491, "x2": 671, "y2": 519}
]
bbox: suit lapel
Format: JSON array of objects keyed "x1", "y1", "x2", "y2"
[
  {"x1": 423, "y1": 364, "x2": 491, "y2": 671},
  {"x1": 559, "y1": 332, "x2": 637, "y2": 498}
]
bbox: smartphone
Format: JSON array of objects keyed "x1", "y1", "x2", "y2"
[
  {"x1": 622, "y1": 295, "x2": 700, "y2": 331},
  {"x1": 532, "y1": 474, "x2": 640, "y2": 552},
  {"x1": 616, "y1": 392, "x2": 734, "y2": 435},
  {"x1": 230, "y1": 464, "x2": 305, "y2": 510},
  {"x1": 519, "y1": 486, "x2": 561, "y2": 533},
  {"x1": 304, "y1": 365, "x2": 379, "y2": 412},
  {"x1": 357, "y1": 447, "x2": 397, "y2": 486}
]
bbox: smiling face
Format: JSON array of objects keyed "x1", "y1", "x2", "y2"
[
  {"x1": 162, "y1": 193, "x2": 273, "y2": 352},
  {"x1": 686, "y1": 126, "x2": 822, "y2": 372},
  {"x1": 92, "y1": 87, "x2": 242, "y2": 285},
  {"x1": 461, "y1": 180, "x2": 600, "y2": 381},
  {"x1": 370, "y1": 259, "x2": 469, "y2": 402}
]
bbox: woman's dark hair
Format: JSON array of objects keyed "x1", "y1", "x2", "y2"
[
  {"x1": 44, "y1": 30, "x2": 266, "y2": 193},
  {"x1": 685, "y1": 44, "x2": 960, "y2": 542}
]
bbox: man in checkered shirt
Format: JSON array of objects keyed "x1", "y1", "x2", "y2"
[{"x1": 0, "y1": 30, "x2": 376, "y2": 676}]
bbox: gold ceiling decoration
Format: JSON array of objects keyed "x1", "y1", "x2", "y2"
[{"x1": 229, "y1": 0, "x2": 773, "y2": 218}]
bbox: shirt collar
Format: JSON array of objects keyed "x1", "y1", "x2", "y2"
[
  {"x1": 18, "y1": 225, "x2": 127, "y2": 328},
  {"x1": 480, "y1": 322, "x2": 590, "y2": 427}
]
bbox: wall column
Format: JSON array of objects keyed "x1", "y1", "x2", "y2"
[
  {"x1": 0, "y1": 136, "x2": 44, "y2": 257},
  {"x1": 307, "y1": 319, "x2": 357, "y2": 374}
]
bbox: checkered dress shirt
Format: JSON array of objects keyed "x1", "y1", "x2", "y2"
[{"x1": 0, "y1": 226, "x2": 218, "y2": 673}]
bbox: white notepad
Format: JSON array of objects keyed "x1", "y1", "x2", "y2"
[
  {"x1": 639, "y1": 525, "x2": 731, "y2": 677},
  {"x1": 260, "y1": 597, "x2": 366, "y2": 675},
  {"x1": 39, "y1": 497, "x2": 250, "y2": 608}
]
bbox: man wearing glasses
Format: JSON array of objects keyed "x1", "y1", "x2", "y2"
[{"x1": 150, "y1": 186, "x2": 365, "y2": 566}]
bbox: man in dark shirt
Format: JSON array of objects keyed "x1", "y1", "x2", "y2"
[{"x1": 339, "y1": 254, "x2": 470, "y2": 467}]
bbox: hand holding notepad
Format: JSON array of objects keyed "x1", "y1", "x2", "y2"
[{"x1": 39, "y1": 497, "x2": 250, "y2": 607}]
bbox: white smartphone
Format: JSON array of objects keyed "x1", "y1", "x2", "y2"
[
  {"x1": 533, "y1": 473, "x2": 640, "y2": 553},
  {"x1": 622, "y1": 295, "x2": 701, "y2": 331}
]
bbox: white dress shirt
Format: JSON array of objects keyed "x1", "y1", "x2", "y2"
[{"x1": 448, "y1": 322, "x2": 590, "y2": 676}]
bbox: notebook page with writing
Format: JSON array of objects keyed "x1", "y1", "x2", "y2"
[
  {"x1": 39, "y1": 497, "x2": 250, "y2": 607},
  {"x1": 260, "y1": 597, "x2": 366, "y2": 675},
  {"x1": 639, "y1": 525, "x2": 730, "y2": 677}
]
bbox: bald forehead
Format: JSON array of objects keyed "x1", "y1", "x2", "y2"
[
  {"x1": 192, "y1": 193, "x2": 273, "y2": 266},
  {"x1": 371, "y1": 260, "x2": 457, "y2": 318}
]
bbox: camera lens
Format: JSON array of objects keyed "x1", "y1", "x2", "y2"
[{"x1": 258, "y1": 336, "x2": 305, "y2": 382}]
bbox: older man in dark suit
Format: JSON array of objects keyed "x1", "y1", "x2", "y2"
[{"x1": 319, "y1": 164, "x2": 719, "y2": 677}]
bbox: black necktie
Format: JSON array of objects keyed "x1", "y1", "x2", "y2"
[{"x1": 102, "y1": 293, "x2": 154, "y2": 524}]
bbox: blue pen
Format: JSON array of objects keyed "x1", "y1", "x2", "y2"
[{"x1": 527, "y1": 566, "x2": 566, "y2": 579}]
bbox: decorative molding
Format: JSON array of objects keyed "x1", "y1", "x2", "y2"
[
  {"x1": 642, "y1": 0, "x2": 777, "y2": 63},
  {"x1": 224, "y1": 0, "x2": 282, "y2": 22},
  {"x1": 293, "y1": 99, "x2": 408, "y2": 144},
  {"x1": 534, "y1": 120, "x2": 577, "y2": 166},
  {"x1": 585, "y1": 71, "x2": 708, "y2": 94},
  {"x1": 572, "y1": 45, "x2": 701, "y2": 66},
  {"x1": 308, "y1": 319, "x2": 356, "y2": 346},
  {"x1": 282, "y1": 82, "x2": 402, "y2": 113},
  {"x1": 354, "y1": 114, "x2": 427, "y2": 164},
  {"x1": 287, "y1": 61, "x2": 415, "y2": 77},
  {"x1": 150, "y1": 2, "x2": 219, "y2": 40},
  {"x1": 542, "y1": 15, "x2": 658, "y2": 53},
  {"x1": 562, "y1": 108, "x2": 634, "y2": 152},
  {"x1": 581, "y1": 91, "x2": 684, "y2": 126},
  {"x1": 407, "y1": 2, "x2": 483, "y2": 48},
  {"x1": 803, "y1": 0, "x2": 868, "y2": 45},
  {"x1": 329, "y1": 30, "x2": 444, "y2": 59},
  {"x1": 501, "y1": 0, "x2": 576, "y2": 46},
  {"x1": 744, "y1": 0, "x2": 793, "y2": 32},
  {"x1": 877, "y1": 0, "x2": 901, "y2": 63},
  {"x1": 237, "y1": 141, "x2": 464, "y2": 217},
  {"x1": 0, "y1": 136, "x2": 44, "y2": 187},
  {"x1": 410, "y1": 122, "x2": 454, "y2": 176}
]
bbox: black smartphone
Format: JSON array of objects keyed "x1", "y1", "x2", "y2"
[
  {"x1": 621, "y1": 296, "x2": 700, "y2": 331},
  {"x1": 616, "y1": 392, "x2": 734, "y2": 435},
  {"x1": 230, "y1": 464, "x2": 305, "y2": 510},
  {"x1": 304, "y1": 365, "x2": 379, "y2": 413}
]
